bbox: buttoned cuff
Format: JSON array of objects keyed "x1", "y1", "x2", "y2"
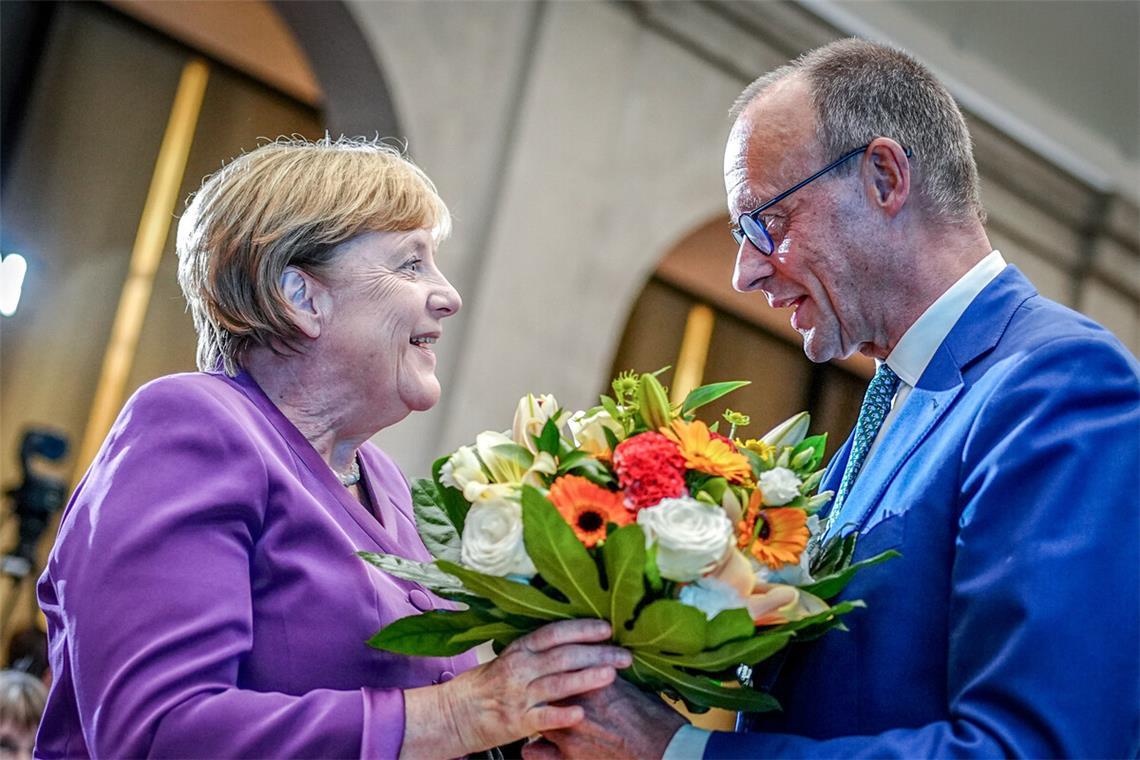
[{"x1": 361, "y1": 688, "x2": 405, "y2": 759}]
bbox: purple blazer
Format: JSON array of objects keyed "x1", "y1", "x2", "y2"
[{"x1": 36, "y1": 371, "x2": 476, "y2": 758}]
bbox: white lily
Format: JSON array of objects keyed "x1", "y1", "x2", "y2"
[
  {"x1": 760, "y1": 411, "x2": 811, "y2": 449},
  {"x1": 512, "y1": 393, "x2": 565, "y2": 454}
]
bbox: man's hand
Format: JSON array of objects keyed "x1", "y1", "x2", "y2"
[{"x1": 522, "y1": 676, "x2": 688, "y2": 760}]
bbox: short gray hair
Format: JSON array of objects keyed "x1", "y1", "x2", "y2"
[{"x1": 731, "y1": 38, "x2": 985, "y2": 224}]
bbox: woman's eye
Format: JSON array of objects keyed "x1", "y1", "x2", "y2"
[{"x1": 401, "y1": 258, "x2": 423, "y2": 273}]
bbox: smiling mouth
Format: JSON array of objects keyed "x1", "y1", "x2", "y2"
[
  {"x1": 410, "y1": 336, "x2": 437, "y2": 349},
  {"x1": 788, "y1": 298, "x2": 811, "y2": 330},
  {"x1": 771, "y1": 296, "x2": 805, "y2": 311}
]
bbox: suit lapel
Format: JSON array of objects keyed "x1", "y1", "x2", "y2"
[
  {"x1": 832, "y1": 360, "x2": 962, "y2": 537},
  {"x1": 822, "y1": 266, "x2": 1038, "y2": 538}
]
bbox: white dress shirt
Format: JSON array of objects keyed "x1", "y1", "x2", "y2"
[
  {"x1": 866, "y1": 249, "x2": 1006, "y2": 462},
  {"x1": 661, "y1": 250, "x2": 1007, "y2": 760}
]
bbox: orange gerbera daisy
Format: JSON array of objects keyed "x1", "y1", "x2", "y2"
[
  {"x1": 548, "y1": 475, "x2": 630, "y2": 548},
  {"x1": 663, "y1": 419, "x2": 753, "y2": 484},
  {"x1": 736, "y1": 491, "x2": 809, "y2": 569}
]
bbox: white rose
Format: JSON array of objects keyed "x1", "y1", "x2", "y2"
[
  {"x1": 637, "y1": 497, "x2": 734, "y2": 582},
  {"x1": 460, "y1": 490, "x2": 536, "y2": 578},
  {"x1": 568, "y1": 409, "x2": 624, "y2": 456},
  {"x1": 758, "y1": 467, "x2": 802, "y2": 506},
  {"x1": 512, "y1": 393, "x2": 564, "y2": 453},
  {"x1": 440, "y1": 445, "x2": 487, "y2": 498},
  {"x1": 678, "y1": 577, "x2": 748, "y2": 620}
]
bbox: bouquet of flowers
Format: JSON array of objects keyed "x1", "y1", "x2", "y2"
[{"x1": 361, "y1": 370, "x2": 896, "y2": 712}]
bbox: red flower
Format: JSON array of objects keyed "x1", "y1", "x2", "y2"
[{"x1": 612, "y1": 432, "x2": 687, "y2": 512}]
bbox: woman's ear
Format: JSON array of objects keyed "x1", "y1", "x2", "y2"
[{"x1": 280, "y1": 266, "x2": 324, "y2": 340}]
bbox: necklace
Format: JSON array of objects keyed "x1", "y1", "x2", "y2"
[{"x1": 336, "y1": 457, "x2": 361, "y2": 487}]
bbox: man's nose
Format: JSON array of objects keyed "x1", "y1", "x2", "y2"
[{"x1": 732, "y1": 240, "x2": 774, "y2": 293}]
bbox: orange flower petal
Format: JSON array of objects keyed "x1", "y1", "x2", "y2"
[
  {"x1": 549, "y1": 475, "x2": 629, "y2": 548},
  {"x1": 664, "y1": 420, "x2": 753, "y2": 484},
  {"x1": 739, "y1": 506, "x2": 809, "y2": 570}
]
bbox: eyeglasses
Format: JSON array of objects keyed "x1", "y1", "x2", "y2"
[{"x1": 731, "y1": 143, "x2": 912, "y2": 255}]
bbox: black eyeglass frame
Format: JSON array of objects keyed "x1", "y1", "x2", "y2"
[{"x1": 732, "y1": 142, "x2": 913, "y2": 255}]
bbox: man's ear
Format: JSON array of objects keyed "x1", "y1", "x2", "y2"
[
  {"x1": 280, "y1": 266, "x2": 324, "y2": 340},
  {"x1": 864, "y1": 138, "x2": 910, "y2": 218}
]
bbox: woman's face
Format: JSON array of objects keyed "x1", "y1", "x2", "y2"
[
  {"x1": 0, "y1": 717, "x2": 35, "y2": 760},
  {"x1": 319, "y1": 228, "x2": 461, "y2": 427}
]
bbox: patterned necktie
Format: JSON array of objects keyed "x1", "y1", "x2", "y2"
[{"x1": 830, "y1": 363, "x2": 901, "y2": 526}]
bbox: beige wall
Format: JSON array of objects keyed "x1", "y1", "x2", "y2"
[{"x1": 346, "y1": 0, "x2": 1140, "y2": 479}]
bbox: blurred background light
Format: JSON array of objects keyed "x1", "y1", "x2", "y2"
[{"x1": 0, "y1": 253, "x2": 28, "y2": 317}]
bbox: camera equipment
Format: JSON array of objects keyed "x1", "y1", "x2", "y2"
[{"x1": 2, "y1": 429, "x2": 69, "y2": 632}]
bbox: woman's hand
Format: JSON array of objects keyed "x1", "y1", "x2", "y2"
[{"x1": 401, "y1": 619, "x2": 630, "y2": 758}]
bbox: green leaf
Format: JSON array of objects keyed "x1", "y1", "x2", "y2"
[
  {"x1": 410, "y1": 479, "x2": 463, "y2": 563},
  {"x1": 556, "y1": 450, "x2": 590, "y2": 473},
  {"x1": 680, "y1": 381, "x2": 751, "y2": 416},
  {"x1": 603, "y1": 425, "x2": 622, "y2": 453},
  {"x1": 809, "y1": 532, "x2": 857, "y2": 577},
  {"x1": 358, "y1": 552, "x2": 469, "y2": 598},
  {"x1": 740, "y1": 447, "x2": 769, "y2": 479},
  {"x1": 802, "y1": 549, "x2": 900, "y2": 600},
  {"x1": 623, "y1": 600, "x2": 707, "y2": 653},
  {"x1": 648, "y1": 632, "x2": 792, "y2": 671},
  {"x1": 431, "y1": 455, "x2": 470, "y2": 534},
  {"x1": 602, "y1": 525, "x2": 646, "y2": 631},
  {"x1": 644, "y1": 542, "x2": 663, "y2": 592},
  {"x1": 436, "y1": 560, "x2": 577, "y2": 621},
  {"x1": 367, "y1": 609, "x2": 493, "y2": 656},
  {"x1": 565, "y1": 457, "x2": 615, "y2": 486},
  {"x1": 536, "y1": 417, "x2": 562, "y2": 457},
  {"x1": 705, "y1": 608, "x2": 755, "y2": 649},
  {"x1": 630, "y1": 653, "x2": 781, "y2": 712},
  {"x1": 799, "y1": 469, "x2": 824, "y2": 495},
  {"x1": 450, "y1": 620, "x2": 532, "y2": 647},
  {"x1": 520, "y1": 486, "x2": 609, "y2": 618},
  {"x1": 791, "y1": 434, "x2": 828, "y2": 472},
  {"x1": 772, "y1": 599, "x2": 865, "y2": 636},
  {"x1": 699, "y1": 477, "x2": 728, "y2": 504}
]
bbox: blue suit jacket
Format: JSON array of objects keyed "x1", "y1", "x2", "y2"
[{"x1": 708, "y1": 267, "x2": 1140, "y2": 758}]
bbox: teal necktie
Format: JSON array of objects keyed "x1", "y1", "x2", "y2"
[{"x1": 829, "y1": 363, "x2": 900, "y2": 529}]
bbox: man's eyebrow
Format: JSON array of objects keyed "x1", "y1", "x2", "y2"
[{"x1": 735, "y1": 193, "x2": 763, "y2": 212}]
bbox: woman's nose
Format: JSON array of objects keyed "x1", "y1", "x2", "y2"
[{"x1": 429, "y1": 278, "x2": 462, "y2": 317}]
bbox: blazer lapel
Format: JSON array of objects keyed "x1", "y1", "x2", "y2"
[{"x1": 228, "y1": 371, "x2": 403, "y2": 555}]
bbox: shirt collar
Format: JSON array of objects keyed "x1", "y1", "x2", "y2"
[{"x1": 885, "y1": 250, "x2": 1007, "y2": 386}]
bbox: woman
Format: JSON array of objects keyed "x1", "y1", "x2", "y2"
[
  {"x1": 35, "y1": 138, "x2": 628, "y2": 758},
  {"x1": 0, "y1": 670, "x2": 46, "y2": 760}
]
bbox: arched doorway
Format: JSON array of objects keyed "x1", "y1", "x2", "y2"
[{"x1": 609, "y1": 217, "x2": 872, "y2": 458}]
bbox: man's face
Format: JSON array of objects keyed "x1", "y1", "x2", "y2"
[{"x1": 724, "y1": 78, "x2": 888, "y2": 362}]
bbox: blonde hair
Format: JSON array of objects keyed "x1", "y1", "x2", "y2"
[
  {"x1": 0, "y1": 670, "x2": 46, "y2": 732},
  {"x1": 176, "y1": 136, "x2": 452, "y2": 375}
]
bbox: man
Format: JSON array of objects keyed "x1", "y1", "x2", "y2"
[{"x1": 527, "y1": 38, "x2": 1140, "y2": 758}]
